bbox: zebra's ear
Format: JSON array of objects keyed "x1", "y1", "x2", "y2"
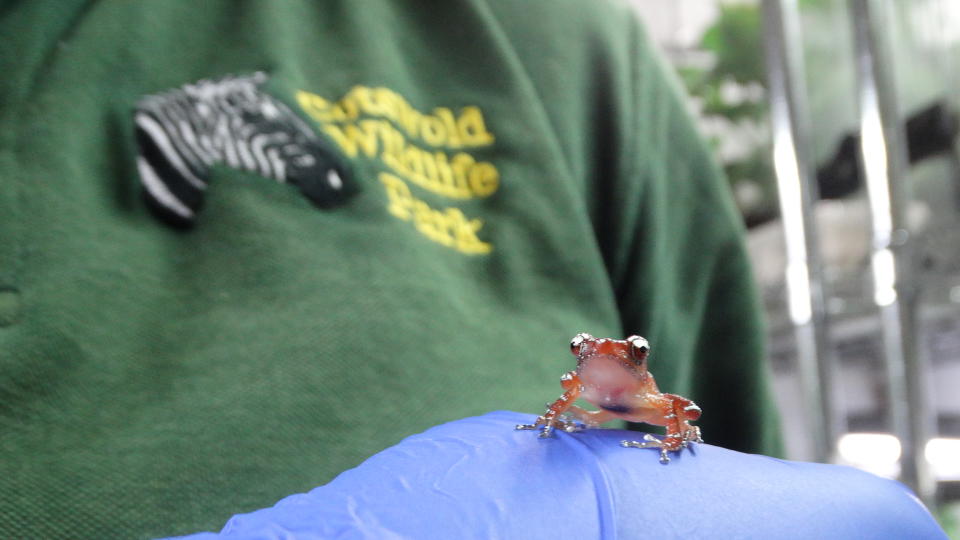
[
  {"x1": 134, "y1": 107, "x2": 208, "y2": 227},
  {"x1": 133, "y1": 73, "x2": 359, "y2": 227}
]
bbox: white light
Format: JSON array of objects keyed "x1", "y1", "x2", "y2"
[
  {"x1": 786, "y1": 262, "x2": 813, "y2": 325},
  {"x1": 926, "y1": 438, "x2": 960, "y2": 481},
  {"x1": 859, "y1": 87, "x2": 893, "y2": 241},
  {"x1": 837, "y1": 433, "x2": 901, "y2": 479},
  {"x1": 910, "y1": 1, "x2": 960, "y2": 48},
  {"x1": 838, "y1": 435, "x2": 960, "y2": 481},
  {"x1": 772, "y1": 123, "x2": 806, "y2": 265},
  {"x1": 771, "y1": 115, "x2": 813, "y2": 326},
  {"x1": 871, "y1": 248, "x2": 897, "y2": 306}
]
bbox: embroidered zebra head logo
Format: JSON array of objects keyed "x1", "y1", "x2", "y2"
[{"x1": 134, "y1": 72, "x2": 355, "y2": 226}]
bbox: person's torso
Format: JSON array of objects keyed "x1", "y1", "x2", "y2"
[{"x1": 0, "y1": 1, "x2": 637, "y2": 536}]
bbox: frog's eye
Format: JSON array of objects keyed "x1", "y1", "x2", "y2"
[
  {"x1": 570, "y1": 332, "x2": 593, "y2": 355},
  {"x1": 627, "y1": 335, "x2": 650, "y2": 363}
]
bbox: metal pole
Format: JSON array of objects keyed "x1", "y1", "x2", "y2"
[
  {"x1": 761, "y1": 0, "x2": 842, "y2": 464},
  {"x1": 848, "y1": 0, "x2": 936, "y2": 504}
]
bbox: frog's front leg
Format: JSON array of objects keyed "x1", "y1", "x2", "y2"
[{"x1": 516, "y1": 371, "x2": 584, "y2": 438}]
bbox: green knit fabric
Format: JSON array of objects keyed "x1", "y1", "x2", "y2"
[{"x1": 0, "y1": 1, "x2": 782, "y2": 537}]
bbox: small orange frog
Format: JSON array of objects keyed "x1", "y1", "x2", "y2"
[{"x1": 517, "y1": 333, "x2": 702, "y2": 463}]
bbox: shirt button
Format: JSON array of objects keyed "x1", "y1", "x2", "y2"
[{"x1": 0, "y1": 288, "x2": 22, "y2": 327}]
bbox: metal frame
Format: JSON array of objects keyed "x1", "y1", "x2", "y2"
[
  {"x1": 761, "y1": 0, "x2": 843, "y2": 464},
  {"x1": 848, "y1": 0, "x2": 937, "y2": 504}
]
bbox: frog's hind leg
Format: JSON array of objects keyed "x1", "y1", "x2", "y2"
[
  {"x1": 664, "y1": 394, "x2": 703, "y2": 445},
  {"x1": 621, "y1": 396, "x2": 701, "y2": 464},
  {"x1": 565, "y1": 405, "x2": 618, "y2": 428}
]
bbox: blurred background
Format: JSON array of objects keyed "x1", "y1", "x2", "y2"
[{"x1": 631, "y1": 0, "x2": 960, "y2": 533}]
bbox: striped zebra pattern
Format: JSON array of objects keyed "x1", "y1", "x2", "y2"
[{"x1": 134, "y1": 72, "x2": 354, "y2": 225}]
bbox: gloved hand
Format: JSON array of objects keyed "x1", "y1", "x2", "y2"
[{"x1": 168, "y1": 411, "x2": 946, "y2": 539}]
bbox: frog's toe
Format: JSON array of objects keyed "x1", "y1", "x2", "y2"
[
  {"x1": 516, "y1": 415, "x2": 550, "y2": 431},
  {"x1": 556, "y1": 416, "x2": 585, "y2": 433},
  {"x1": 621, "y1": 434, "x2": 673, "y2": 464},
  {"x1": 620, "y1": 433, "x2": 662, "y2": 449}
]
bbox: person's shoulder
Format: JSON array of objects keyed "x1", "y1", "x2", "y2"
[
  {"x1": 483, "y1": 0, "x2": 637, "y2": 22},
  {"x1": 481, "y1": 0, "x2": 647, "y2": 49}
]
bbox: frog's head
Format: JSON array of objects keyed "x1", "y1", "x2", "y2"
[
  {"x1": 569, "y1": 333, "x2": 651, "y2": 412},
  {"x1": 570, "y1": 333, "x2": 649, "y2": 370}
]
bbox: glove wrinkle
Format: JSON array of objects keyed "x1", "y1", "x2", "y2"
[{"x1": 560, "y1": 431, "x2": 619, "y2": 539}]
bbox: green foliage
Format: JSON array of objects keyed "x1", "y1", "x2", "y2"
[
  {"x1": 680, "y1": 2, "x2": 776, "y2": 223},
  {"x1": 701, "y1": 4, "x2": 765, "y2": 85},
  {"x1": 701, "y1": 79, "x2": 768, "y2": 120},
  {"x1": 934, "y1": 501, "x2": 959, "y2": 539},
  {"x1": 798, "y1": 0, "x2": 833, "y2": 10}
]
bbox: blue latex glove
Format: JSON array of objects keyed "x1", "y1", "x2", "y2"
[{"x1": 169, "y1": 411, "x2": 946, "y2": 539}]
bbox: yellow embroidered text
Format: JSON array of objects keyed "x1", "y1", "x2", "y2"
[
  {"x1": 380, "y1": 173, "x2": 492, "y2": 255},
  {"x1": 297, "y1": 86, "x2": 498, "y2": 255},
  {"x1": 297, "y1": 87, "x2": 494, "y2": 148},
  {"x1": 319, "y1": 119, "x2": 498, "y2": 199}
]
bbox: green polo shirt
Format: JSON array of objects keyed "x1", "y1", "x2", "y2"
[{"x1": 0, "y1": 1, "x2": 781, "y2": 537}]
